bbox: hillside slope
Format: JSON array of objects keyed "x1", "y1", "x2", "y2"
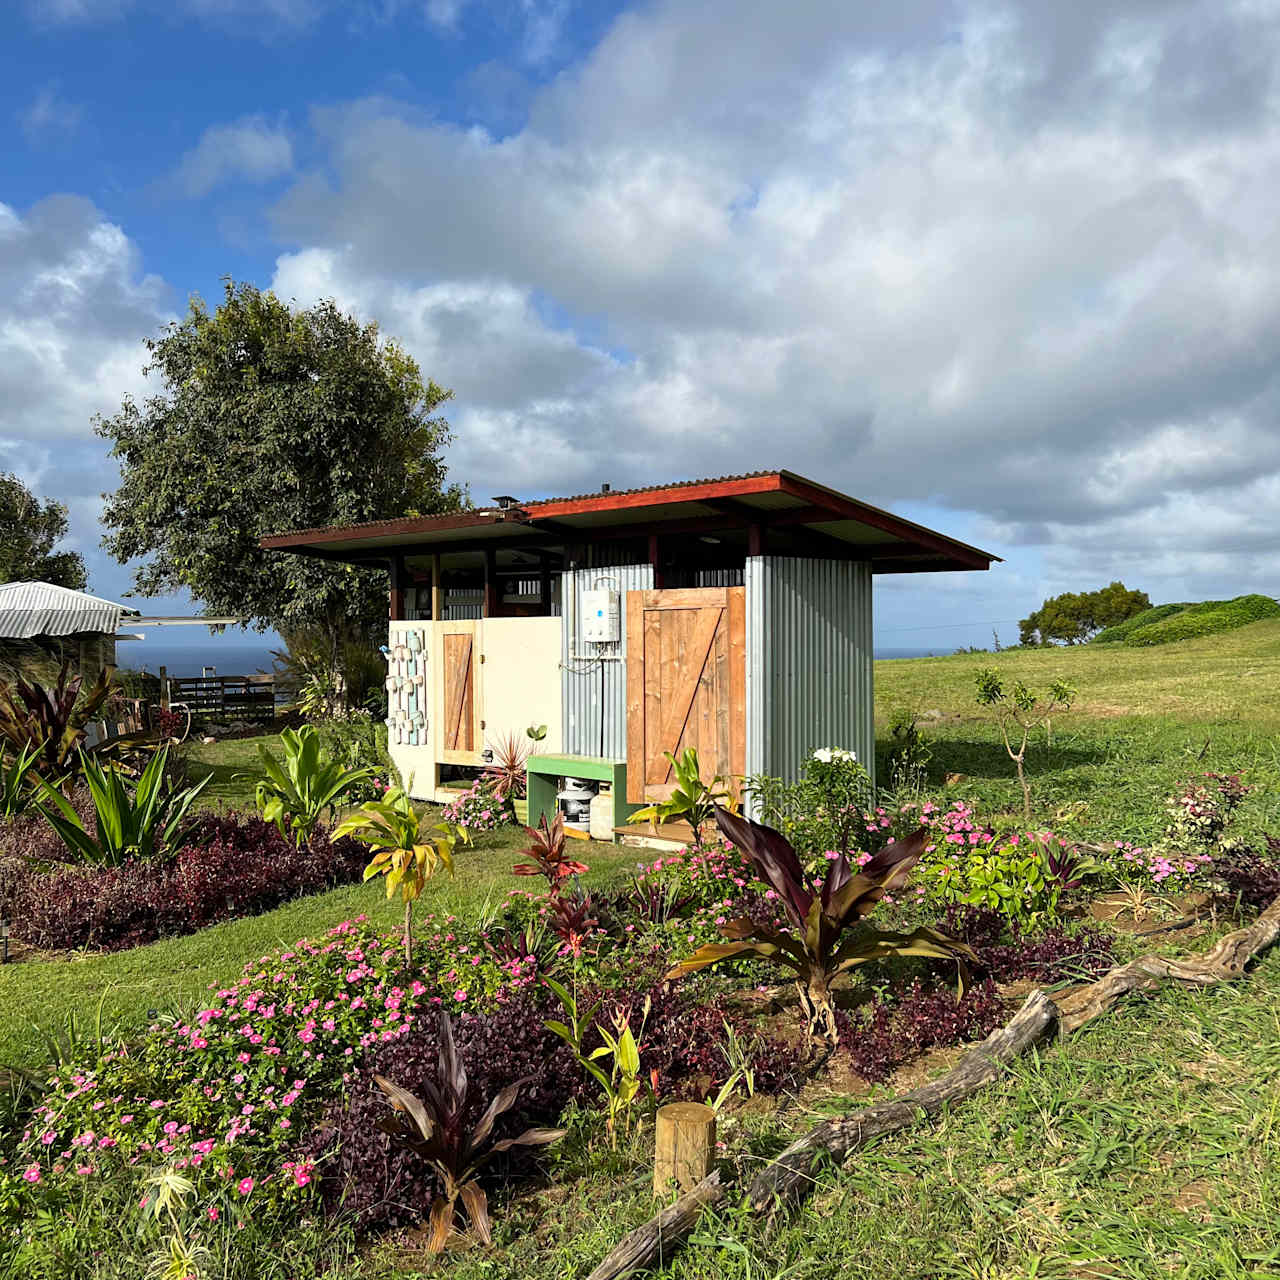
[{"x1": 875, "y1": 617, "x2": 1280, "y2": 729}]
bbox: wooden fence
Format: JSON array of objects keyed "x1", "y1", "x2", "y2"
[{"x1": 163, "y1": 673, "x2": 276, "y2": 722}]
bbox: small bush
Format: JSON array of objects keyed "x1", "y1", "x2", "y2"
[
  {"x1": 839, "y1": 979, "x2": 1007, "y2": 1083},
  {"x1": 942, "y1": 904, "x2": 1117, "y2": 982},
  {"x1": 4, "y1": 814, "x2": 367, "y2": 951},
  {"x1": 1215, "y1": 840, "x2": 1280, "y2": 909},
  {"x1": 440, "y1": 778, "x2": 513, "y2": 833}
]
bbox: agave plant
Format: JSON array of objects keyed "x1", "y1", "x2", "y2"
[
  {"x1": 666, "y1": 807, "x2": 971, "y2": 1044},
  {"x1": 33, "y1": 747, "x2": 211, "y2": 867},
  {"x1": 335, "y1": 784, "x2": 463, "y2": 965},
  {"x1": 627, "y1": 747, "x2": 733, "y2": 850},
  {"x1": 374, "y1": 1011, "x2": 565, "y2": 1252},
  {"x1": 0, "y1": 661, "x2": 113, "y2": 776},
  {"x1": 512, "y1": 812, "x2": 588, "y2": 889},
  {"x1": 242, "y1": 725, "x2": 376, "y2": 845}
]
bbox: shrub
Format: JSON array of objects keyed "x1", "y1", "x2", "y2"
[
  {"x1": 302, "y1": 990, "x2": 579, "y2": 1231},
  {"x1": 1214, "y1": 840, "x2": 1280, "y2": 909},
  {"x1": 5, "y1": 815, "x2": 368, "y2": 951},
  {"x1": 1164, "y1": 772, "x2": 1251, "y2": 852},
  {"x1": 744, "y1": 747, "x2": 872, "y2": 857},
  {"x1": 440, "y1": 779, "x2": 513, "y2": 833},
  {"x1": 1091, "y1": 602, "x2": 1186, "y2": 644},
  {"x1": 941, "y1": 904, "x2": 1117, "y2": 983},
  {"x1": 1123, "y1": 594, "x2": 1280, "y2": 647},
  {"x1": 839, "y1": 979, "x2": 1007, "y2": 1083},
  {"x1": 0, "y1": 661, "x2": 113, "y2": 776},
  {"x1": 245, "y1": 725, "x2": 376, "y2": 845}
]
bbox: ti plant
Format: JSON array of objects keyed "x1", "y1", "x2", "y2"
[
  {"x1": 0, "y1": 661, "x2": 113, "y2": 776},
  {"x1": 974, "y1": 668, "x2": 1076, "y2": 822},
  {"x1": 34, "y1": 747, "x2": 210, "y2": 867},
  {"x1": 335, "y1": 784, "x2": 463, "y2": 965},
  {"x1": 626, "y1": 747, "x2": 734, "y2": 850},
  {"x1": 666, "y1": 807, "x2": 971, "y2": 1045},
  {"x1": 482, "y1": 731, "x2": 530, "y2": 801},
  {"x1": 242, "y1": 724, "x2": 376, "y2": 845},
  {"x1": 512, "y1": 811, "x2": 589, "y2": 890},
  {"x1": 374, "y1": 1011, "x2": 565, "y2": 1252},
  {"x1": 544, "y1": 978, "x2": 650, "y2": 1147},
  {"x1": 546, "y1": 889, "x2": 598, "y2": 956}
]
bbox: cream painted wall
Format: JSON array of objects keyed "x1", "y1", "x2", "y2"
[{"x1": 387, "y1": 617, "x2": 563, "y2": 802}]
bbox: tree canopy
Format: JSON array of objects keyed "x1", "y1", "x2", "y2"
[
  {"x1": 0, "y1": 473, "x2": 87, "y2": 590},
  {"x1": 1019, "y1": 582, "x2": 1150, "y2": 646},
  {"x1": 96, "y1": 281, "x2": 464, "y2": 650}
]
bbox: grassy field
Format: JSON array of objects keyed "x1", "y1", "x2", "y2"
[{"x1": 873, "y1": 618, "x2": 1280, "y2": 846}]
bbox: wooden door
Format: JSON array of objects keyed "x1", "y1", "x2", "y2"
[
  {"x1": 439, "y1": 622, "x2": 481, "y2": 762},
  {"x1": 626, "y1": 587, "x2": 746, "y2": 803}
]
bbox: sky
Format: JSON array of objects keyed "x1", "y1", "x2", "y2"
[{"x1": 4, "y1": 0, "x2": 1280, "y2": 658}]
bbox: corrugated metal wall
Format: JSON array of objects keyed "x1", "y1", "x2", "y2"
[
  {"x1": 744, "y1": 556, "x2": 875, "y2": 787},
  {"x1": 561, "y1": 563, "x2": 654, "y2": 759}
]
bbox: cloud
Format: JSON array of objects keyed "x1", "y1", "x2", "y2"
[
  {"x1": 18, "y1": 84, "x2": 82, "y2": 141},
  {"x1": 0, "y1": 197, "x2": 173, "y2": 594},
  {"x1": 171, "y1": 116, "x2": 294, "y2": 198},
  {"x1": 262, "y1": 0, "x2": 1280, "y2": 618}
]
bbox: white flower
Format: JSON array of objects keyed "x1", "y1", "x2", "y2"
[{"x1": 812, "y1": 748, "x2": 833, "y2": 763}]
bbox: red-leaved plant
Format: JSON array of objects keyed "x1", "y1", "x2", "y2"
[
  {"x1": 374, "y1": 1011, "x2": 565, "y2": 1252},
  {"x1": 512, "y1": 812, "x2": 588, "y2": 889},
  {"x1": 666, "y1": 807, "x2": 971, "y2": 1043}
]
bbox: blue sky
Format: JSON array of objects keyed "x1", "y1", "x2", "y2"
[{"x1": 5, "y1": 0, "x2": 1280, "y2": 663}]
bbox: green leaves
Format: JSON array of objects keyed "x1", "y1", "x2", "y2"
[
  {"x1": 95, "y1": 280, "x2": 463, "y2": 646},
  {"x1": 244, "y1": 725, "x2": 375, "y2": 845},
  {"x1": 33, "y1": 747, "x2": 210, "y2": 866},
  {"x1": 628, "y1": 748, "x2": 734, "y2": 850}
]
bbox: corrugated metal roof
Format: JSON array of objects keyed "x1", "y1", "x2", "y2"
[{"x1": 0, "y1": 582, "x2": 136, "y2": 640}]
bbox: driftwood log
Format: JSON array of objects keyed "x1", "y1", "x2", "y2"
[{"x1": 583, "y1": 893, "x2": 1280, "y2": 1280}]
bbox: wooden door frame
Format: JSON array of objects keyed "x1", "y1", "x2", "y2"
[
  {"x1": 435, "y1": 619, "x2": 484, "y2": 765},
  {"x1": 625, "y1": 586, "x2": 746, "y2": 803}
]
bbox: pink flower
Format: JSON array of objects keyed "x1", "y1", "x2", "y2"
[
  {"x1": 22, "y1": 1164, "x2": 41, "y2": 1184},
  {"x1": 208, "y1": 1207, "x2": 219, "y2": 1222},
  {"x1": 237, "y1": 1176, "x2": 254, "y2": 1196}
]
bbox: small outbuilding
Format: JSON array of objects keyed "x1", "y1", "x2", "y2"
[
  {"x1": 0, "y1": 581, "x2": 138, "y2": 683},
  {"x1": 262, "y1": 470, "x2": 998, "y2": 828}
]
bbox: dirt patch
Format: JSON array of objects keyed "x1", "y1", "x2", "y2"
[{"x1": 1088, "y1": 890, "x2": 1214, "y2": 936}]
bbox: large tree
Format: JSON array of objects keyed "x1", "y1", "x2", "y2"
[
  {"x1": 1019, "y1": 581, "x2": 1150, "y2": 646},
  {"x1": 0, "y1": 473, "x2": 87, "y2": 589},
  {"x1": 97, "y1": 281, "x2": 463, "y2": 666}
]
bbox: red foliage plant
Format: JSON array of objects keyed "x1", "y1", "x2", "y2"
[{"x1": 512, "y1": 812, "x2": 588, "y2": 888}]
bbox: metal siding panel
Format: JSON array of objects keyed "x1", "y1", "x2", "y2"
[
  {"x1": 744, "y1": 557, "x2": 875, "y2": 788},
  {"x1": 560, "y1": 564, "x2": 653, "y2": 759}
]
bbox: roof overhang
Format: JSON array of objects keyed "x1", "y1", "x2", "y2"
[{"x1": 260, "y1": 470, "x2": 1000, "y2": 575}]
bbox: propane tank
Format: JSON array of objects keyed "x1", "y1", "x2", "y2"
[{"x1": 557, "y1": 777, "x2": 595, "y2": 831}]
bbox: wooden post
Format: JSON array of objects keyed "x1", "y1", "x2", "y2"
[
  {"x1": 431, "y1": 554, "x2": 443, "y2": 620},
  {"x1": 747, "y1": 521, "x2": 765, "y2": 558},
  {"x1": 648, "y1": 534, "x2": 665, "y2": 589},
  {"x1": 389, "y1": 555, "x2": 407, "y2": 621},
  {"x1": 653, "y1": 1102, "x2": 715, "y2": 1197},
  {"x1": 159, "y1": 666, "x2": 170, "y2": 711},
  {"x1": 483, "y1": 546, "x2": 500, "y2": 617}
]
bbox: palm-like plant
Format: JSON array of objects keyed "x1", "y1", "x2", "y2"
[
  {"x1": 335, "y1": 784, "x2": 463, "y2": 964},
  {"x1": 666, "y1": 807, "x2": 971, "y2": 1043},
  {"x1": 243, "y1": 725, "x2": 376, "y2": 845},
  {"x1": 374, "y1": 1012, "x2": 565, "y2": 1252},
  {"x1": 33, "y1": 747, "x2": 211, "y2": 867},
  {"x1": 627, "y1": 747, "x2": 733, "y2": 850},
  {"x1": 512, "y1": 812, "x2": 588, "y2": 889},
  {"x1": 0, "y1": 662, "x2": 113, "y2": 776}
]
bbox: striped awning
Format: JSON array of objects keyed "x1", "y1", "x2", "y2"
[{"x1": 0, "y1": 581, "x2": 137, "y2": 640}]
